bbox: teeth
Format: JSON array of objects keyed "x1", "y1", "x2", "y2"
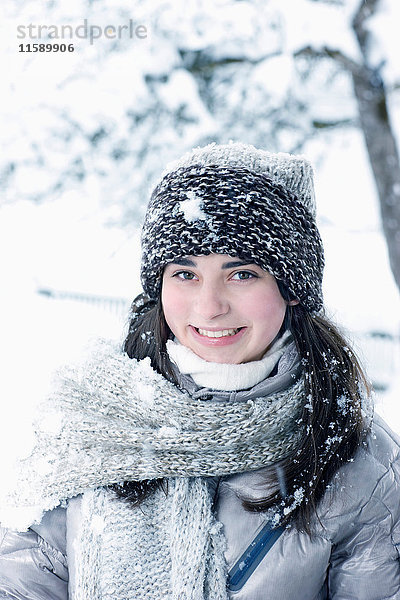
[{"x1": 196, "y1": 327, "x2": 240, "y2": 338}]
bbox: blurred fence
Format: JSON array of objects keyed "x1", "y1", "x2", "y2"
[
  {"x1": 37, "y1": 287, "x2": 131, "y2": 319},
  {"x1": 37, "y1": 287, "x2": 400, "y2": 391},
  {"x1": 354, "y1": 331, "x2": 400, "y2": 391}
]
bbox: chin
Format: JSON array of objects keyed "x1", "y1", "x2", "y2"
[{"x1": 192, "y1": 348, "x2": 240, "y2": 364}]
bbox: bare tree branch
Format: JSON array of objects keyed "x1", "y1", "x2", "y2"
[
  {"x1": 352, "y1": 0, "x2": 381, "y2": 54},
  {"x1": 294, "y1": 45, "x2": 361, "y2": 76}
]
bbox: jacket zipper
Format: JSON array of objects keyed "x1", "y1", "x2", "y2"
[{"x1": 227, "y1": 523, "x2": 285, "y2": 592}]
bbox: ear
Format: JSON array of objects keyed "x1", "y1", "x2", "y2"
[{"x1": 287, "y1": 299, "x2": 300, "y2": 306}]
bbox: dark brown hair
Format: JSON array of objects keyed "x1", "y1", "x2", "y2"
[{"x1": 111, "y1": 287, "x2": 370, "y2": 533}]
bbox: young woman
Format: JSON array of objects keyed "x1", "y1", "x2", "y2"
[{"x1": 1, "y1": 142, "x2": 399, "y2": 600}]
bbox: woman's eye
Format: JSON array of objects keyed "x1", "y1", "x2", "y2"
[
  {"x1": 232, "y1": 271, "x2": 257, "y2": 280},
  {"x1": 174, "y1": 271, "x2": 196, "y2": 280}
]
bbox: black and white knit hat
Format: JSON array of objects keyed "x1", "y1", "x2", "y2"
[{"x1": 141, "y1": 141, "x2": 324, "y2": 312}]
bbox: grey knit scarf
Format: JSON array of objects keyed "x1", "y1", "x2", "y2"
[{"x1": 0, "y1": 339, "x2": 305, "y2": 599}]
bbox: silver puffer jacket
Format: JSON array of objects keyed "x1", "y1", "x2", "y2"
[{"x1": 1, "y1": 345, "x2": 400, "y2": 600}]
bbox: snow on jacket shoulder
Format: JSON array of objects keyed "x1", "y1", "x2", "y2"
[
  {"x1": 321, "y1": 414, "x2": 400, "y2": 599},
  {"x1": 215, "y1": 413, "x2": 400, "y2": 600},
  {"x1": 0, "y1": 414, "x2": 399, "y2": 600}
]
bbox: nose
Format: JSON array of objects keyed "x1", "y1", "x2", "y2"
[{"x1": 194, "y1": 280, "x2": 229, "y2": 321}]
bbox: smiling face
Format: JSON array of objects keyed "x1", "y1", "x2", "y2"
[{"x1": 161, "y1": 253, "x2": 292, "y2": 364}]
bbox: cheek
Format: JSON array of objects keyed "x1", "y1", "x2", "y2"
[
  {"x1": 161, "y1": 282, "x2": 188, "y2": 331},
  {"x1": 247, "y1": 289, "x2": 287, "y2": 330}
]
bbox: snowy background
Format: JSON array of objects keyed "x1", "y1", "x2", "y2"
[{"x1": 0, "y1": 0, "x2": 399, "y2": 459}]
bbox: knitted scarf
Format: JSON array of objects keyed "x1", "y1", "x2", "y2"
[{"x1": 0, "y1": 339, "x2": 306, "y2": 599}]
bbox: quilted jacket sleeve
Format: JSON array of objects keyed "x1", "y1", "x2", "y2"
[
  {"x1": 0, "y1": 507, "x2": 68, "y2": 600},
  {"x1": 328, "y1": 422, "x2": 400, "y2": 600}
]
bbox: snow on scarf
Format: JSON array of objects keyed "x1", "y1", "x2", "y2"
[{"x1": 0, "y1": 338, "x2": 305, "y2": 599}]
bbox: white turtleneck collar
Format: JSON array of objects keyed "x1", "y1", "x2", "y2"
[{"x1": 166, "y1": 330, "x2": 292, "y2": 392}]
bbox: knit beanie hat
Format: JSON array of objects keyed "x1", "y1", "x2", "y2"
[{"x1": 140, "y1": 141, "x2": 324, "y2": 312}]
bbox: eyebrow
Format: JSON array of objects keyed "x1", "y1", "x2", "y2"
[
  {"x1": 169, "y1": 258, "x2": 256, "y2": 269},
  {"x1": 169, "y1": 258, "x2": 197, "y2": 267},
  {"x1": 221, "y1": 260, "x2": 254, "y2": 269}
]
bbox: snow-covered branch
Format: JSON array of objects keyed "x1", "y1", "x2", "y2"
[{"x1": 295, "y1": 45, "x2": 362, "y2": 77}]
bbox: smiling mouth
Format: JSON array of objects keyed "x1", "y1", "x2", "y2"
[{"x1": 195, "y1": 327, "x2": 243, "y2": 338}]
